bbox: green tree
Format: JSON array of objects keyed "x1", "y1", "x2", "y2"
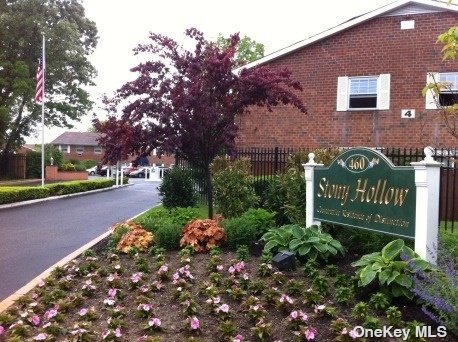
[
  {"x1": 422, "y1": 1, "x2": 458, "y2": 139},
  {"x1": 216, "y1": 34, "x2": 264, "y2": 66},
  {"x1": 0, "y1": 0, "x2": 98, "y2": 157}
]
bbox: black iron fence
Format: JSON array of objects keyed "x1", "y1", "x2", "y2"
[{"x1": 176, "y1": 147, "x2": 457, "y2": 232}]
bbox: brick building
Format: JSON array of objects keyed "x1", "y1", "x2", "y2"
[
  {"x1": 50, "y1": 132, "x2": 174, "y2": 166},
  {"x1": 236, "y1": 0, "x2": 458, "y2": 149}
]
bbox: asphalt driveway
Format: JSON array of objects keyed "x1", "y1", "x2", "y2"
[{"x1": 0, "y1": 178, "x2": 161, "y2": 301}]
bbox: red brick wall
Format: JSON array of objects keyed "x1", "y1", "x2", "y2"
[
  {"x1": 55, "y1": 144, "x2": 175, "y2": 166},
  {"x1": 236, "y1": 12, "x2": 458, "y2": 149},
  {"x1": 58, "y1": 145, "x2": 103, "y2": 162},
  {"x1": 45, "y1": 165, "x2": 88, "y2": 181}
]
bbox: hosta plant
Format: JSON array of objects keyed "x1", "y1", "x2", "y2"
[
  {"x1": 180, "y1": 219, "x2": 225, "y2": 253},
  {"x1": 351, "y1": 239, "x2": 432, "y2": 299},
  {"x1": 262, "y1": 224, "x2": 344, "y2": 261}
]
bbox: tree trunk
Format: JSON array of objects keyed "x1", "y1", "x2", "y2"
[{"x1": 205, "y1": 165, "x2": 213, "y2": 219}]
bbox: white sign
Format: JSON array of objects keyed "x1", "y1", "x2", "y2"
[{"x1": 401, "y1": 109, "x2": 415, "y2": 119}]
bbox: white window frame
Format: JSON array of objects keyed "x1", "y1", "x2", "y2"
[
  {"x1": 59, "y1": 144, "x2": 69, "y2": 153},
  {"x1": 336, "y1": 74, "x2": 391, "y2": 111},
  {"x1": 76, "y1": 146, "x2": 84, "y2": 155},
  {"x1": 94, "y1": 146, "x2": 102, "y2": 154},
  {"x1": 425, "y1": 72, "x2": 458, "y2": 109}
]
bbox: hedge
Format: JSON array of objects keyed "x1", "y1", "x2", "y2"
[
  {"x1": 0, "y1": 186, "x2": 51, "y2": 205},
  {"x1": 0, "y1": 179, "x2": 119, "y2": 205}
]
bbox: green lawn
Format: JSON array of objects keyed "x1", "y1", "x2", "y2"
[
  {"x1": 440, "y1": 221, "x2": 457, "y2": 235},
  {"x1": 137, "y1": 204, "x2": 208, "y2": 220}
]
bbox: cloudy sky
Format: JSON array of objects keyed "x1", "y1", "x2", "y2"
[{"x1": 27, "y1": 0, "x2": 451, "y2": 143}]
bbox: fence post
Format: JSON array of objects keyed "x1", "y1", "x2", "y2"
[
  {"x1": 274, "y1": 147, "x2": 279, "y2": 173},
  {"x1": 411, "y1": 147, "x2": 441, "y2": 265},
  {"x1": 303, "y1": 153, "x2": 324, "y2": 228}
]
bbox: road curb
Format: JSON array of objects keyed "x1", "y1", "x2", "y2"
[
  {"x1": 0, "y1": 203, "x2": 160, "y2": 313},
  {"x1": 0, "y1": 183, "x2": 134, "y2": 210}
]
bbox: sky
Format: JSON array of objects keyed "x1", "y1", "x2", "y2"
[{"x1": 26, "y1": 0, "x2": 448, "y2": 143}]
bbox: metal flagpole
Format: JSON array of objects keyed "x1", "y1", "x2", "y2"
[{"x1": 41, "y1": 34, "x2": 45, "y2": 187}]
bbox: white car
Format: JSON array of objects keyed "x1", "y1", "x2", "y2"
[{"x1": 86, "y1": 166, "x2": 97, "y2": 175}]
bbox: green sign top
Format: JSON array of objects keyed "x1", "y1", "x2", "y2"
[{"x1": 313, "y1": 148, "x2": 416, "y2": 239}]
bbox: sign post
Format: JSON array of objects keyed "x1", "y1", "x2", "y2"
[
  {"x1": 411, "y1": 148, "x2": 441, "y2": 264},
  {"x1": 304, "y1": 147, "x2": 441, "y2": 264}
]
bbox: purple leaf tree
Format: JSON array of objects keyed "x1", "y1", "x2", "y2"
[{"x1": 94, "y1": 28, "x2": 306, "y2": 218}]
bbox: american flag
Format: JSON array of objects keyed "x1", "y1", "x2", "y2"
[{"x1": 35, "y1": 60, "x2": 44, "y2": 104}]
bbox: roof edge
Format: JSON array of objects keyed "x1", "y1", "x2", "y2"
[{"x1": 235, "y1": 0, "x2": 457, "y2": 72}]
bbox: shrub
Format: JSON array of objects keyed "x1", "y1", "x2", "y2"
[
  {"x1": 262, "y1": 224, "x2": 344, "y2": 261},
  {"x1": 211, "y1": 157, "x2": 258, "y2": 218},
  {"x1": 136, "y1": 207, "x2": 200, "y2": 234},
  {"x1": 109, "y1": 221, "x2": 154, "y2": 253},
  {"x1": 155, "y1": 222, "x2": 182, "y2": 250},
  {"x1": 325, "y1": 224, "x2": 411, "y2": 255},
  {"x1": 221, "y1": 208, "x2": 276, "y2": 249},
  {"x1": 352, "y1": 239, "x2": 432, "y2": 299},
  {"x1": 0, "y1": 179, "x2": 115, "y2": 204},
  {"x1": 264, "y1": 168, "x2": 305, "y2": 225},
  {"x1": 263, "y1": 149, "x2": 341, "y2": 226},
  {"x1": 180, "y1": 218, "x2": 225, "y2": 252},
  {"x1": 158, "y1": 167, "x2": 196, "y2": 208},
  {"x1": 26, "y1": 145, "x2": 63, "y2": 178},
  {"x1": 116, "y1": 228, "x2": 154, "y2": 253},
  {"x1": 0, "y1": 186, "x2": 51, "y2": 204},
  {"x1": 60, "y1": 163, "x2": 76, "y2": 171},
  {"x1": 406, "y1": 253, "x2": 457, "y2": 333},
  {"x1": 264, "y1": 175, "x2": 288, "y2": 225},
  {"x1": 46, "y1": 179, "x2": 115, "y2": 196}
]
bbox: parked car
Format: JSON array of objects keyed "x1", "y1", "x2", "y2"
[
  {"x1": 86, "y1": 166, "x2": 97, "y2": 175},
  {"x1": 123, "y1": 166, "x2": 137, "y2": 176},
  {"x1": 97, "y1": 165, "x2": 109, "y2": 176},
  {"x1": 129, "y1": 167, "x2": 147, "y2": 178}
]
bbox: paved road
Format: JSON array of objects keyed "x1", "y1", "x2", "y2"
[{"x1": 0, "y1": 178, "x2": 161, "y2": 301}]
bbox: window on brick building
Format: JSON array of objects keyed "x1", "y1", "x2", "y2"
[
  {"x1": 94, "y1": 146, "x2": 102, "y2": 154},
  {"x1": 76, "y1": 146, "x2": 84, "y2": 155},
  {"x1": 426, "y1": 72, "x2": 458, "y2": 109},
  {"x1": 59, "y1": 144, "x2": 69, "y2": 153},
  {"x1": 336, "y1": 74, "x2": 390, "y2": 111}
]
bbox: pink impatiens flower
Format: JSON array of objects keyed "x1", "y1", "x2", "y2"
[
  {"x1": 305, "y1": 327, "x2": 317, "y2": 341},
  {"x1": 79, "y1": 308, "x2": 88, "y2": 316},
  {"x1": 130, "y1": 272, "x2": 142, "y2": 283},
  {"x1": 348, "y1": 328, "x2": 358, "y2": 339},
  {"x1": 148, "y1": 317, "x2": 161, "y2": 327},
  {"x1": 233, "y1": 334, "x2": 243, "y2": 342},
  {"x1": 114, "y1": 328, "x2": 122, "y2": 337},
  {"x1": 157, "y1": 265, "x2": 168, "y2": 274},
  {"x1": 44, "y1": 308, "x2": 58, "y2": 320},
  {"x1": 103, "y1": 298, "x2": 115, "y2": 306},
  {"x1": 33, "y1": 333, "x2": 48, "y2": 340},
  {"x1": 137, "y1": 303, "x2": 152, "y2": 312},
  {"x1": 216, "y1": 303, "x2": 229, "y2": 313},
  {"x1": 314, "y1": 304, "x2": 326, "y2": 313},
  {"x1": 108, "y1": 288, "x2": 117, "y2": 298},
  {"x1": 0, "y1": 325, "x2": 4, "y2": 335},
  {"x1": 290, "y1": 310, "x2": 299, "y2": 319},
  {"x1": 279, "y1": 294, "x2": 294, "y2": 304},
  {"x1": 190, "y1": 316, "x2": 200, "y2": 330},
  {"x1": 29, "y1": 315, "x2": 40, "y2": 326}
]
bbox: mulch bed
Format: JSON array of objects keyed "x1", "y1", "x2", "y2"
[{"x1": 0, "y1": 238, "x2": 454, "y2": 341}]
